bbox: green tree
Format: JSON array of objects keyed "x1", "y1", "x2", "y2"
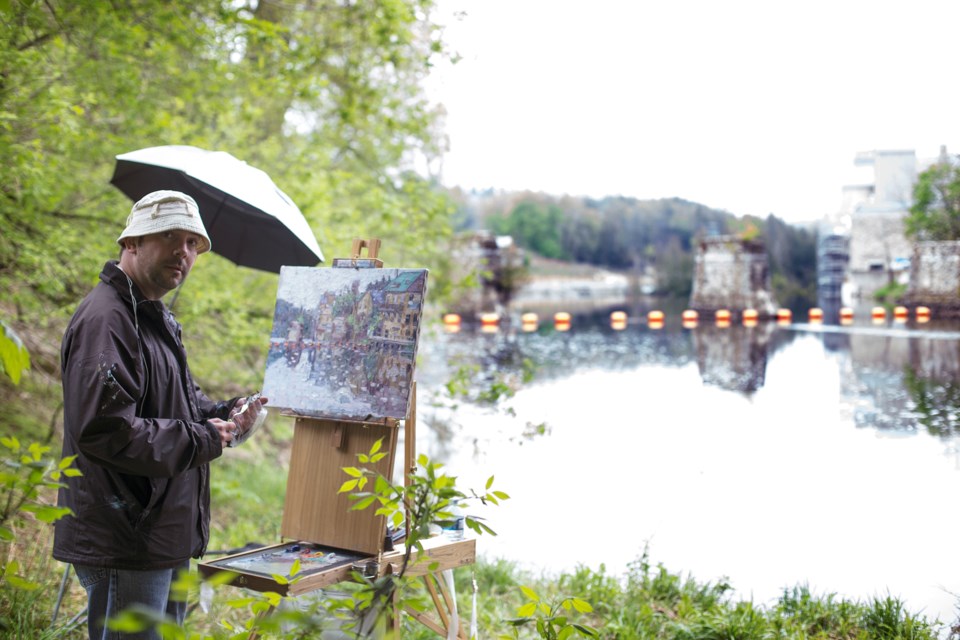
[
  {"x1": 493, "y1": 201, "x2": 568, "y2": 260},
  {"x1": 0, "y1": 0, "x2": 457, "y2": 422},
  {"x1": 905, "y1": 157, "x2": 960, "y2": 240}
]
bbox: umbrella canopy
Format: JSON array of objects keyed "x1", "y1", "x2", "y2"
[{"x1": 110, "y1": 145, "x2": 324, "y2": 273}]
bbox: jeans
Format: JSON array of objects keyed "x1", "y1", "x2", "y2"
[{"x1": 74, "y1": 562, "x2": 189, "y2": 640}]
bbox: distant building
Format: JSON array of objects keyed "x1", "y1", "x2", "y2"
[
  {"x1": 845, "y1": 150, "x2": 919, "y2": 299},
  {"x1": 447, "y1": 231, "x2": 527, "y2": 319},
  {"x1": 816, "y1": 222, "x2": 850, "y2": 312},
  {"x1": 829, "y1": 148, "x2": 955, "y2": 302}
]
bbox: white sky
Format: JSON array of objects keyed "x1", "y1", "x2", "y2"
[{"x1": 426, "y1": 0, "x2": 960, "y2": 223}]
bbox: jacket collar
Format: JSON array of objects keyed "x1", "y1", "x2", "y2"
[{"x1": 101, "y1": 261, "x2": 164, "y2": 311}]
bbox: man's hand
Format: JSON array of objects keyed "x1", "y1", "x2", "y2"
[
  {"x1": 209, "y1": 417, "x2": 236, "y2": 448},
  {"x1": 209, "y1": 395, "x2": 270, "y2": 448}
]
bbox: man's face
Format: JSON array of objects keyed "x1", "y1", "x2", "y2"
[{"x1": 123, "y1": 230, "x2": 203, "y2": 300}]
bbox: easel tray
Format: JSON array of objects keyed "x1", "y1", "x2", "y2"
[{"x1": 199, "y1": 536, "x2": 476, "y2": 597}]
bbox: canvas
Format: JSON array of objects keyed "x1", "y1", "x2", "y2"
[{"x1": 262, "y1": 266, "x2": 428, "y2": 421}]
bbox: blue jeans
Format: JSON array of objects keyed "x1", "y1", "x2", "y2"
[{"x1": 74, "y1": 562, "x2": 190, "y2": 640}]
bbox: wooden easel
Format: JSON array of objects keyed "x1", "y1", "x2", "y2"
[{"x1": 200, "y1": 239, "x2": 473, "y2": 639}]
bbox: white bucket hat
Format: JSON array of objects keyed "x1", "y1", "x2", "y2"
[{"x1": 117, "y1": 190, "x2": 212, "y2": 254}]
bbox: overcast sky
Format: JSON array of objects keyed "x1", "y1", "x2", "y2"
[{"x1": 426, "y1": 0, "x2": 960, "y2": 223}]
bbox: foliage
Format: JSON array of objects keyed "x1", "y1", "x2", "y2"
[
  {"x1": 0, "y1": 0, "x2": 460, "y2": 469},
  {"x1": 872, "y1": 281, "x2": 908, "y2": 306},
  {"x1": 762, "y1": 214, "x2": 817, "y2": 311},
  {"x1": 503, "y1": 586, "x2": 598, "y2": 640},
  {"x1": 337, "y1": 439, "x2": 509, "y2": 632},
  {"x1": 0, "y1": 437, "x2": 77, "y2": 553},
  {"x1": 905, "y1": 157, "x2": 960, "y2": 240},
  {"x1": 0, "y1": 436, "x2": 78, "y2": 636},
  {"x1": 489, "y1": 202, "x2": 569, "y2": 260}
]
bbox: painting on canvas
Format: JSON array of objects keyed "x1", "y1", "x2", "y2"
[{"x1": 262, "y1": 266, "x2": 428, "y2": 421}]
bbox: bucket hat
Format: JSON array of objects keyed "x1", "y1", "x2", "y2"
[{"x1": 117, "y1": 190, "x2": 211, "y2": 254}]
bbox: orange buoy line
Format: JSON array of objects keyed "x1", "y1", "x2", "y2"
[{"x1": 441, "y1": 305, "x2": 940, "y2": 332}]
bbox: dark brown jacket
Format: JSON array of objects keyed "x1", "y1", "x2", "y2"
[{"x1": 54, "y1": 261, "x2": 235, "y2": 570}]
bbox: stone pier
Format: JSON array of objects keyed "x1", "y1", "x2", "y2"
[
  {"x1": 689, "y1": 235, "x2": 778, "y2": 317},
  {"x1": 901, "y1": 240, "x2": 960, "y2": 316}
]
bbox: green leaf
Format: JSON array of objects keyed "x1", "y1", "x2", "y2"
[
  {"x1": 0, "y1": 320, "x2": 30, "y2": 385},
  {"x1": 571, "y1": 598, "x2": 593, "y2": 613},
  {"x1": 572, "y1": 623, "x2": 599, "y2": 637},
  {"x1": 26, "y1": 504, "x2": 73, "y2": 523},
  {"x1": 352, "y1": 494, "x2": 376, "y2": 510},
  {"x1": 520, "y1": 585, "x2": 539, "y2": 602},
  {"x1": 517, "y1": 602, "x2": 537, "y2": 617},
  {"x1": 338, "y1": 479, "x2": 359, "y2": 494}
]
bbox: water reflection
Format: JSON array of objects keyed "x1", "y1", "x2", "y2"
[
  {"x1": 415, "y1": 315, "x2": 960, "y2": 624},
  {"x1": 424, "y1": 315, "x2": 960, "y2": 433},
  {"x1": 692, "y1": 321, "x2": 775, "y2": 394}
]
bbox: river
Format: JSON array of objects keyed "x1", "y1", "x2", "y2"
[{"x1": 412, "y1": 310, "x2": 960, "y2": 625}]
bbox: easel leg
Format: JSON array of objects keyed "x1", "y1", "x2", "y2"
[
  {"x1": 435, "y1": 571, "x2": 468, "y2": 640},
  {"x1": 424, "y1": 574, "x2": 451, "y2": 630},
  {"x1": 399, "y1": 572, "x2": 466, "y2": 639}
]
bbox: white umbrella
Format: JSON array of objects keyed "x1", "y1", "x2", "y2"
[{"x1": 110, "y1": 145, "x2": 324, "y2": 273}]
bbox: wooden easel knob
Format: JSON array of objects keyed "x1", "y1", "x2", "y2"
[{"x1": 351, "y1": 238, "x2": 381, "y2": 260}]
